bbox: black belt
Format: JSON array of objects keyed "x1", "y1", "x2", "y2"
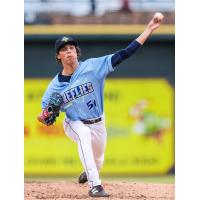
[{"x1": 82, "y1": 117, "x2": 102, "y2": 124}]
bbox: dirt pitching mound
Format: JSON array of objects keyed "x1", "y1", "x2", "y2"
[{"x1": 25, "y1": 181, "x2": 174, "y2": 200}]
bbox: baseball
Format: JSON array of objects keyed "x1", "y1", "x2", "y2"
[{"x1": 154, "y1": 12, "x2": 164, "y2": 23}]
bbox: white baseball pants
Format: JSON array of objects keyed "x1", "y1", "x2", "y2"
[{"x1": 63, "y1": 115, "x2": 107, "y2": 188}]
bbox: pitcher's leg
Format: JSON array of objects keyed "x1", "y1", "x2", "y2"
[
  {"x1": 91, "y1": 119, "x2": 107, "y2": 171},
  {"x1": 64, "y1": 119, "x2": 101, "y2": 188}
]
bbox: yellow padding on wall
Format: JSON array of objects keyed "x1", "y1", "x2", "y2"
[{"x1": 24, "y1": 24, "x2": 175, "y2": 35}]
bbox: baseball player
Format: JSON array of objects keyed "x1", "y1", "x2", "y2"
[{"x1": 38, "y1": 13, "x2": 164, "y2": 197}]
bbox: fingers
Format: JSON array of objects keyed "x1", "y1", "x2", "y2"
[
  {"x1": 37, "y1": 114, "x2": 47, "y2": 125},
  {"x1": 154, "y1": 17, "x2": 161, "y2": 23}
]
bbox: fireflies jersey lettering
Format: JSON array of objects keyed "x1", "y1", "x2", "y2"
[{"x1": 63, "y1": 82, "x2": 94, "y2": 104}]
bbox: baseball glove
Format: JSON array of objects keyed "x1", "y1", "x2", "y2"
[{"x1": 38, "y1": 92, "x2": 64, "y2": 126}]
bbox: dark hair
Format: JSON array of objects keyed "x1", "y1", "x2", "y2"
[{"x1": 55, "y1": 46, "x2": 81, "y2": 64}]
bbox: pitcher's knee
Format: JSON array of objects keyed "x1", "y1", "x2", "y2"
[{"x1": 78, "y1": 126, "x2": 91, "y2": 140}]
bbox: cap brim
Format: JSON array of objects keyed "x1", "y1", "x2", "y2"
[{"x1": 57, "y1": 41, "x2": 77, "y2": 53}]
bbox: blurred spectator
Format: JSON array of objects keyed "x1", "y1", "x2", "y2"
[
  {"x1": 90, "y1": 0, "x2": 96, "y2": 15},
  {"x1": 120, "y1": 0, "x2": 132, "y2": 13}
]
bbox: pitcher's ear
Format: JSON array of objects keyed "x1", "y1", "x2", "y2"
[{"x1": 55, "y1": 54, "x2": 61, "y2": 63}]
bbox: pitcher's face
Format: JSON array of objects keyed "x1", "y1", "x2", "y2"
[{"x1": 57, "y1": 44, "x2": 78, "y2": 65}]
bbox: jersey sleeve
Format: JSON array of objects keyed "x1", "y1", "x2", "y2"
[
  {"x1": 89, "y1": 54, "x2": 114, "y2": 79},
  {"x1": 111, "y1": 40, "x2": 142, "y2": 67}
]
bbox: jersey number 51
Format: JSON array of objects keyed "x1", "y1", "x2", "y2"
[{"x1": 86, "y1": 99, "x2": 96, "y2": 110}]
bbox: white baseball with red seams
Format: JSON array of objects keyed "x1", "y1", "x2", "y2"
[{"x1": 154, "y1": 12, "x2": 164, "y2": 22}]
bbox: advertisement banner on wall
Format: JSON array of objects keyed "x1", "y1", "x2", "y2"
[{"x1": 24, "y1": 78, "x2": 174, "y2": 176}]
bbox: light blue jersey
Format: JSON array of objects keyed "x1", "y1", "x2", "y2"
[{"x1": 42, "y1": 54, "x2": 114, "y2": 121}]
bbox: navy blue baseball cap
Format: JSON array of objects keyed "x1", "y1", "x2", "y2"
[{"x1": 55, "y1": 36, "x2": 78, "y2": 54}]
